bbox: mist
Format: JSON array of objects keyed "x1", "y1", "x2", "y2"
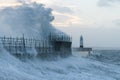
[{"x1": 0, "y1": 2, "x2": 65, "y2": 40}]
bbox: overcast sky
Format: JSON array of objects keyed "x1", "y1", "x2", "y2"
[{"x1": 0, "y1": 0, "x2": 120, "y2": 48}]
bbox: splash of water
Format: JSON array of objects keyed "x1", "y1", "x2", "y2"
[{"x1": 0, "y1": 2, "x2": 64, "y2": 40}]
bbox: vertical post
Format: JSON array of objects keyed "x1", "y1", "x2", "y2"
[
  {"x1": 9, "y1": 36, "x2": 12, "y2": 53},
  {"x1": 22, "y1": 34, "x2": 26, "y2": 54},
  {"x1": 3, "y1": 36, "x2": 5, "y2": 47},
  {"x1": 15, "y1": 38, "x2": 17, "y2": 54}
]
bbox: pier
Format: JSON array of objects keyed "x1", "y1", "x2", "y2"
[{"x1": 0, "y1": 34, "x2": 72, "y2": 58}]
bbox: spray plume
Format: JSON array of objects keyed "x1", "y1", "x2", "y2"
[{"x1": 0, "y1": 1, "x2": 65, "y2": 40}]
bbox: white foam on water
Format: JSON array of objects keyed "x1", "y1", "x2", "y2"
[
  {"x1": 0, "y1": 1, "x2": 120, "y2": 80},
  {"x1": 0, "y1": 45, "x2": 120, "y2": 80}
]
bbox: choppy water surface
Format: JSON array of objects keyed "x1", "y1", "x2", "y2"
[
  {"x1": 90, "y1": 50, "x2": 120, "y2": 65},
  {"x1": 0, "y1": 48, "x2": 120, "y2": 80}
]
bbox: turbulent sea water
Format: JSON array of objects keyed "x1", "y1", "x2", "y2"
[
  {"x1": 0, "y1": 1, "x2": 120, "y2": 80},
  {"x1": 90, "y1": 50, "x2": 120, "y2": 65},
  {"x1": 0, "y1": 47, "x2": 120, "y2": 80}
]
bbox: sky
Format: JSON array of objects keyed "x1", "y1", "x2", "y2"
[{"x1": 0, "y1": 0, "x2": 120, "y2": 48}]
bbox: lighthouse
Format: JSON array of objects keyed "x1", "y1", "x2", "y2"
[
  {"x1": 72, "y1": 35, "x2": 92, "y2": 57},
  {"x1": 80, "y1": 35, "x2": 83, "y2": 48}
]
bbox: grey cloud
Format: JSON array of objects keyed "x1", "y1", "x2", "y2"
[
  {"x1": 98, "y1": 0, "x2": 111, "y2": 7},
  {"x1": 98, "y1": 0, "x2": 120, "y2": 7},
  {"x1": 114, "y1": 19, "x2": 120, "y2": 26}
]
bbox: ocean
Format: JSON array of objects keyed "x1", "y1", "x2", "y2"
[
  {"x1": 90, "y1": 49, "x2": 120, "y2": 65},
  {"x1": 0, "y1": 1, "x2": 119, "y2": 80},
  {"x1": 0, "y1": 47, "x2": 120, "y2": 80}
]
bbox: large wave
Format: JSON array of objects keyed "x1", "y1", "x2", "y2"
[
  {"x1": 0, "y1": 45, "x2": 120, "y2": 80},
  {"x1": 0, "y1": 1, "x2": 120, "y2": 80},
  {"x1": 0, "y1": 2, "x2": 65, "y2": 39}
]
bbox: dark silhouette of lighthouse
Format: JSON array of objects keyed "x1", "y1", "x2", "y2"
[
  {"x1": 73, "y1": 35, "x2": 92, "y2": 55},
  {"x1": 80, "y1": 35, "x2": 84, "y2": 48}
]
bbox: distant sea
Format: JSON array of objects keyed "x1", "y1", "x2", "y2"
[{"x1": 90, "y1": 47, "x2": 120, "y2": 65}]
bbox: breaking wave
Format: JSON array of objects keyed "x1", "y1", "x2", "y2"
[
  {"x1": 0, "y1": 2, "x2": 66, "y2": 39},
  {"x1": 0, "y1": 44, "x2": 120, "y2": 80},
  {"x1": 0, "y1": 1, "x2": 120, "y2": 80}
]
